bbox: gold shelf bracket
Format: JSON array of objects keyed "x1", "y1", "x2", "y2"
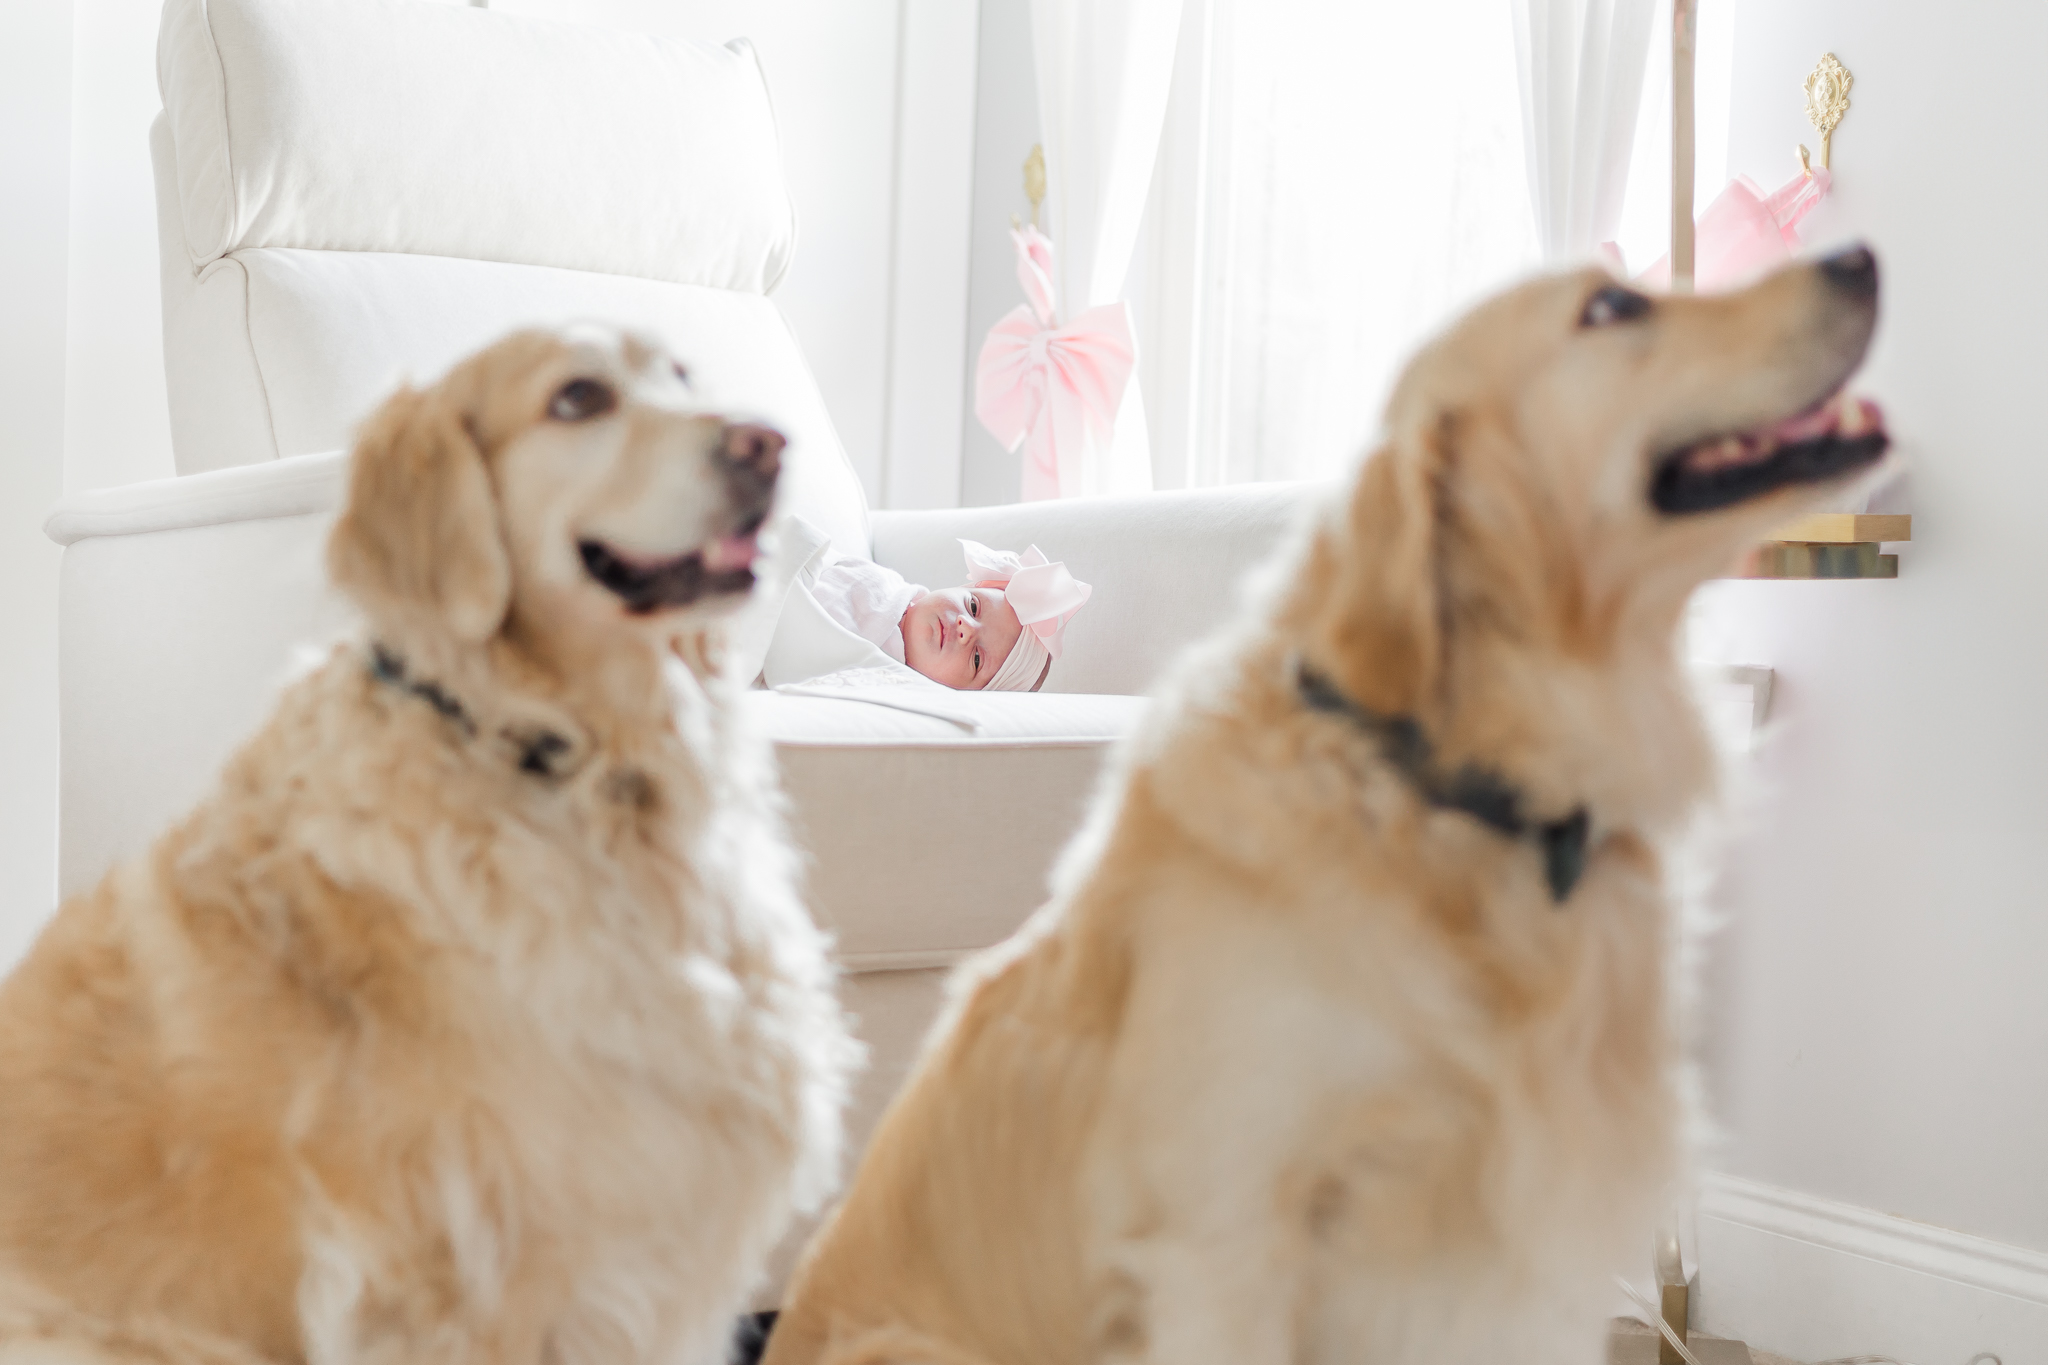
[{"x1": 1729, "y1": 514, "x2": 1909, "y2": 580}]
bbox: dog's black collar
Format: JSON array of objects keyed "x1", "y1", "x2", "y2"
[
  {"x1": 370, "y1": 643, "x2": 475, "y2": 735},
  {"x1": 1293, "y1": 658, "x2": 1591, "y2": 904},
  {"x1": 369, "y1": 643, "x2": 572, "y2": 779}
]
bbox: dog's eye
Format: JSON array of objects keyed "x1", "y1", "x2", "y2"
[
  {"x1": 548, "y1": 378, "x2": 616, "y2": 422},
  {"x1": 1581, "y1": 286, "x2": 1652, "y2": 328}
]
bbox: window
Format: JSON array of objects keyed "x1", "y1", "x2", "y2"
[
  {"x1": 1132, "y1": 0, "x2": 1536, "y2": 488},
  {"x1": 1128, "y1": 0, "x2": 1727, "y2": 490}
]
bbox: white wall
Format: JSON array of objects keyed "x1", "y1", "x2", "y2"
[
  {"x1": 60, "y1": 0, "x2": 979, "y2": 511},
  {"x1": 0, "y1": 1, "x2": 73, "y2": 967},
  {"x1": 1688, "y1": 0, "x2": 2048, "y2": 1354},
  {"x1": 65, "y1": 0, "x2": 172, "y2": 494}
]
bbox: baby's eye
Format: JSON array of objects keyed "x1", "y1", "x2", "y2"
[
  {"x1": 972, "y1": 649, "x2": 982, "y2": 675},
  {"x1": 969, "y1": 596, "x2": 980, "y2": 618}
]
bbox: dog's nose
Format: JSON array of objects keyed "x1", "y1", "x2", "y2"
[
  {"x1": 1818, "y1": 243, "x2": 1878, "y2": 300},
  {"x1": 721, "y1": 423, "x2": 786, "y2": 479}
]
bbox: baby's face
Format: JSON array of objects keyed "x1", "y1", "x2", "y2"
[{"x1": 899, "y1": 585, "x2": 1023, "y2": 690}]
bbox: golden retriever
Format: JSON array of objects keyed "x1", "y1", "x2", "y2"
[
  {"x1": 0, "y1": 328, "x2": 856, "y2": 1364},
  {"x1": 762, "y1": 249, "x2": 1888, "y2": 1365}
]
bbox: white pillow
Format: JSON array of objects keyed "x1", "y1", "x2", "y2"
[{"x1": 158, "y1": 0, "x2": 796, "y2": 290}]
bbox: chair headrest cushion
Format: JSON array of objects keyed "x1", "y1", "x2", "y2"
[{"x1": 158, "y1": 0, "x2": 797, "y2": 294}]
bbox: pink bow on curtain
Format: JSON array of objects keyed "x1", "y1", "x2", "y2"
[
  {"x1": 973, "y1": 226, "x2": 1136, "y2": 502},
  {"x1": 1637, "y1": 166, "x2": 1834, "y2": 292}
]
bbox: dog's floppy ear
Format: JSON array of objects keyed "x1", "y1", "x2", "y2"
[
  {"x1": 1314, "y1": 420, "x2": 1447, "y2": 716},
  {"x1": 328, "y1": 383, "x2": 511, "y2": 643}
]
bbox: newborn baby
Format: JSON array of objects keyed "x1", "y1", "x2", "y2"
[{"x1": 767, "y1": 525, "x2": 1091, "y2": 692}]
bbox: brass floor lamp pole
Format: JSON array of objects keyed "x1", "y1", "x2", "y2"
[
  {"x1": 1636, "y1": 3, "x2": 1756, "y2": 1363},
  {"x1": 1662, "y1": 5, "x2": 1697, "y2": 1339},
  {"x1": 1671, "y1": 0, "x2": 1696, "y2": 294}
]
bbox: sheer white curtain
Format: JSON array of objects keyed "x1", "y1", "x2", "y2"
[
  {"x1": 1613, "y1": 0, "x2": 1734, "y2": 276},
  {"x1": 1137, "y1": 0, "x2": 1537, "y2": 489},
  {"x1": 1510, "y1": 0, "x2": 1657, "y2": 264},
  {"x1": 1030, "y1": 0, "x2": 1184, "y2": 496}
]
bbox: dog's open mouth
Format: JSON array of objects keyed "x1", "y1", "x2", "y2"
[
  {"x1": 1650, "y1": 388, "x2": 1889, "y2": 515},
  {"x1": 578, "y1": 525, "x2": 763, "y2": 615}
]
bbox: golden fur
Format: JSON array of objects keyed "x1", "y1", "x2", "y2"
[
  {"x1": 0, "y1": 329, "x2": 855, "y2": 1364},
  {"x1": 765, "y1": 259, "x2": 1885, "y2": 1365}
]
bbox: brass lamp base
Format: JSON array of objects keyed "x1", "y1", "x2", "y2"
[
  {"x1": 1607, "y1": 1226, "x2": 1755, "y2": 1365},
  {"x1": 1609, "y1": 1332, "x2": 1754, "y2": 1365}
]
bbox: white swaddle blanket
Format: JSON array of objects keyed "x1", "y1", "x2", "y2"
[{"x1": 750, "y1": 517, "x2": 984, "y2": 729}]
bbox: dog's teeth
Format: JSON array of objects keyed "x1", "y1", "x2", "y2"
[
  {"x1": 1839, "y1": 396, "x2": 1866, "y2": 437},
  {"x1": 1688, "y1": 436, "x2": 1760, "y2": 473}
]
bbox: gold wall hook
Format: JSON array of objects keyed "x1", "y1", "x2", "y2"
[
  {"x1": 1023, "y1": 144, "x2": 1046, "y2": 229},
  {"x1": 1803, "y1": 52, "x2": 1852, "y2": 169}
]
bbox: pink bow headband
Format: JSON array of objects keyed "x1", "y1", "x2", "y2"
[{"x1": 960, "y1": 539, "x2": 1092, "y2": 692}]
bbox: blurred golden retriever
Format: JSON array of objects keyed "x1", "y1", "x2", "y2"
[
  {"x1": 765, "y1": 249, "x2": 1888, "y2": 1365},
  {"x1": 0, "y1": 328, "x2": 856, "y2": 1364}
]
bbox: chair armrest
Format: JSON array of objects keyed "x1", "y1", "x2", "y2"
[
  {"x1": 49, "y1": 452, "x2": 354, "y2": 897},
  {"x1": 44, "y1": 451, "x2": 347, "y2": 546},
  {"x1": 871, "y1": 482, "x2": 1329, "y2": 696}
]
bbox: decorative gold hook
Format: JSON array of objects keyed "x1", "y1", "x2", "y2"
[
  {"x1": 1802, "y1": 52, "x2": 1852, "y2": 170},
  {"x1": 1796, "y1": 143, "x2": 1813, "y2": 177},
  {"x1": 1023, "y1": 144, "x2": 1046, "y2": 230}
]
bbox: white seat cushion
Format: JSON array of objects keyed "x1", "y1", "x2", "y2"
[
  {"x1": 753, "y1": 691, "x2": 1145, "y2": 747},
  {"x1": 750, "y1": 692, "x2": 1143, "y2": 963}
]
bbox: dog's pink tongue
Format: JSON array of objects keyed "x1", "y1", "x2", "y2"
[{"x1": 703, "y1": 531, "x2": 760, "y2": 573}]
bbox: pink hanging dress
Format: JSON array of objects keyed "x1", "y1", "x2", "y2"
[{"x1": 1636, "y1": 166, "x2": 1833, "y2": 292}]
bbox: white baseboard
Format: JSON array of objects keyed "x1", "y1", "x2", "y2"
[{"x1": 1696, "y1": 1171, "x2": 2048, "y2": 1362}]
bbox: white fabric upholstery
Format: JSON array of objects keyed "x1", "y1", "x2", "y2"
[
  {"x1": 759, "y1": 692, "x2": 1145, "y2": 747},
  {"x1": 157, "y1": 0, "x2": 793, "y2": 290},
  {"x1": 151, "y1": 225, "x2": 871, "y2": 552},
  {"x1": 44, "y1": 448, "x2": 345, "y2": 545},
  {"x1": 152, "y1": 0, "x2": 869, "y2": 567},
  {"x1": 874, "y1": 482, "x2": 1322, "y2": 695},
  {"x1": 56, "y1": 508, "x2": 348, "y2": 899}
]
